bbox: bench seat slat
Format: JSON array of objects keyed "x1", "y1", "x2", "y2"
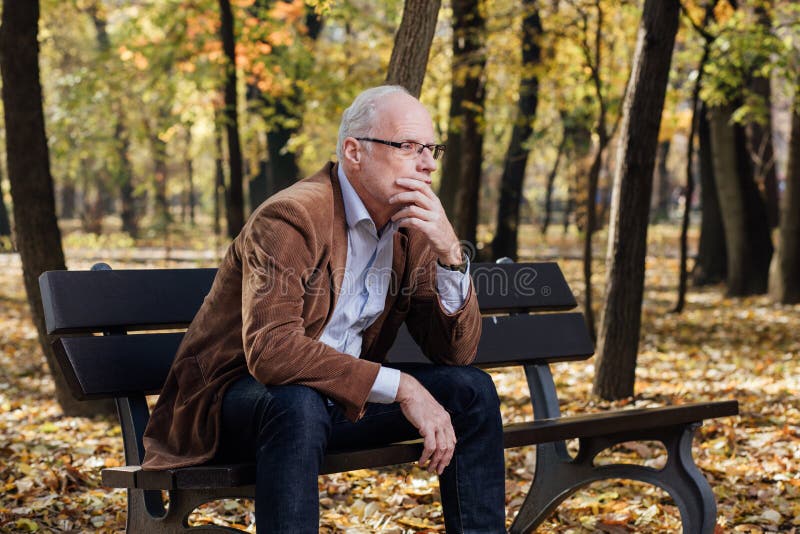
[
  {"x1": 102, "y1": 400, "x2": 738, "y2": 490},
  {"x1": 56, "y1": 313, "x2": 593, "y2": 400},
  {"x1": 40, "y1": 263, "x2": 577, "y2": 335}
]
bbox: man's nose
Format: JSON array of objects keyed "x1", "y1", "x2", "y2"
[{"x1": 417, "y1": 146, "x2": 437, "y2": 173}]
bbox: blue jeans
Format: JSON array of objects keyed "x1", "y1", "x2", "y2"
[{"x1": 216, "y1": 364, "x2": 506, "y2": 533}]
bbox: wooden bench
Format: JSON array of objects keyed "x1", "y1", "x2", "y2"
[{"x1": 39, "y1": 261, "x2": 738, "y2": 533}]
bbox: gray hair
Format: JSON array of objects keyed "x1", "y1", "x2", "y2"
[{"x1": 336, "y1": 85, "x2": 411, "y2": 161}]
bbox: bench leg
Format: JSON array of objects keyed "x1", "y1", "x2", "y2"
[
  {"x1": 126, "y1": 486, "x2": 255, "y2": 533},
  {"x1": 509, "y1": 423, "x2": 717, "y2": 534}
]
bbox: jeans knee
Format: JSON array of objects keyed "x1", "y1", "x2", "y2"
[
  {"x1": 451, "y1": 367, "x2": 501, "y2": 415},
  {"x1": 255, "y1": 385, "x2": 331, "y2": 450}
]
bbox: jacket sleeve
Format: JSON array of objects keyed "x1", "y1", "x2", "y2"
[
  {"x1": 239, "y1": 200, "x2": 379, "y2": 421},
  {"x1": 403, "y1": 240, "x2": 482, "y2": 366}
]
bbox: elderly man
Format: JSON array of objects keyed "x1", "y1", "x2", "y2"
[{"x1": 142, "y1": 85, "x2": 505, "y2": 533}]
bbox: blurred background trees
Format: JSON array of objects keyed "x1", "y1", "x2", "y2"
[{"x1": 0, "y1": 0, "x2": 797, "y2": 412}]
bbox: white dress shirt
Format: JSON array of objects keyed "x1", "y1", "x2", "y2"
[{"x1": 318, "y1": 165, "x2": 471, "y2": 403}]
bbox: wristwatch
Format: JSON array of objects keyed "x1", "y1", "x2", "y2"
[{"x1": 437, "y1": 253, "x2": 468, "y2": 274}]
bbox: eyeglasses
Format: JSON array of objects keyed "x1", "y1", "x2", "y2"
[{"x1": 356, "y1": 137, "x2": 446, "y2": 161}]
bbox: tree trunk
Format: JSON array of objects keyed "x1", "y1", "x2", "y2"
[
  {"x1": 59, "y1": 183, "x2": 76, "y2": 219},
  {"x1": 692, "y1": 105, "x2": 727, "y2": 285},
  {"x1": 116, "y1": 111, "x2": 139, "y2": 238},
  {"x1": 385, "y1": 0, "x2": 442, "y2": 98},
  {"x1": 541, "y1": 133, "x2": 566, "y2": 235},
  {"x1": 674, "y1": 7, "x2": 715, "y2": 312},
  {"x1": 708, "y1": 104, "x2": 773, "y2": 296},
  {"x1": 746, "y1": 77, "x2": 779, "y2": 229},
  {"x1": 218, "y1": 0, "x2": 245, "y2": 238},
  {"x1": 79, "y1": 159, "x2": 105, "y2": 235},
  {"x1": 214, "y1": 113, "x2": 227, "y2": 238},
  {"x1": 186, "y1": 141, "x2": 195, "y2": 227},
  {"x1": 252, "y1": 5, "x2": 323, "y2": 199},
  {"x1": 769, "y1": 94, "x2": 800, "y2": 303},
  {"x1": 265, "y1": 97, "x2": 301, "y2": 194},
  {"x1": 582, "y1": 138, "x2": 605, "y2": 337},
  {"x1": 580, "y1": 0, "x2": 611, "y2": 340},
  {"x1": 150, "y1": 132, "x2": 170, "y2": 232},
  {"x1": 0, "y1": 165, "x2": 11, "y2": 239},
  {"x1": 491, "y1": 0, "x2": 542, "y2": 260},
  {"x1": 747, "y1": 2, "x2": 779, "y2": 229},
  {"x1": 651, "y1": 139, "x2": 671, "y2": 221},
  {"x1": 0, "y1": 0, "x2": 113, "y2": 417},
  {"x1": 593, "y1": 0, "x2": 680, "y2": 400},
  {"x1": 439, "y1": 0, "x2": 487, "y2": 247}
]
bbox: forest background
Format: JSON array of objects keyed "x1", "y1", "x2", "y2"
[{"x1": 0, "y1": 0, "x2": 798, "y2": 532}]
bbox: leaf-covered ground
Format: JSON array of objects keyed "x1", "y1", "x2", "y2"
[{"x1": 1, "y1": 228, "x2": 798, "y2": 533}]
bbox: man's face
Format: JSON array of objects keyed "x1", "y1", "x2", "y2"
[{"x1": 343, "y1": 92, "x2": 439, "y2": 226}]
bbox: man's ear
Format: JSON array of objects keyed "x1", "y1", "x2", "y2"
[{"x1": 342, "y1": 137, "x2": 362, "y2": 166}]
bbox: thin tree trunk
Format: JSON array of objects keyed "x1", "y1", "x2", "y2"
[
  {"x1": 116, "y1": 111, "x2": 138, "y2": 238},
  {"x1": 593, "y1": 0, "x2": 680, "y2": 400},
  {"x1": 385, "y1": 0, "x2": 442, "y2": 98},
  {"x1": 541, "y1": 133, "x2": 567, "y2": 235},
  {"x1": 580, "y1": 0, "x2": 611, "y2": 339},
  {"x1": 747, "y1": 2, "x2": 779, "y2": 229},
  {"x1": 0, "y1": 165, "x2": 11, "y2": 238},
  {"x1": 439, "y1": 0, "x2": 487, "y2": 247},
  {"x1": 0, "y1": 0, "x2": 113, "y2": 416},
  {"x1": 747, "y1": 75, "x2": 779, "y2": 229},
  {"x1": 708, "y1": 104, "x2": 773, "y2": 296},
  {"x1": 563, "y1": 196, "x2": 573, "y2": 233},
  {"x1": 218, "y1": 0, "x2": 245, "y2": 238},
  {"x1": 80, "y1": 158, "x2": 105, "y2": 234},
  {"x1": 253, "y1": 5, "x2": 323, "y2": 198},
  {"x1": 59, "y1": 183, "x2": 76, "y2": 219},
  {"x1": 651, "y1": 140, "x2": 671, "y2": 221},
  {"x1": 582, "y1": 140, "x2": 604, "y2": 338},
  {"x1": 491, "y1": 0, "x2": 542, "y2": 260},
  {"x1": 186, "y1": 133, "x2": 195, "y2": 227},
  {"x1": 214, "y1": 113, "x2": 227, "y2": 238},
  {"x1": 150, "y1": 131, "x2": 170, "y2": 231},
  {"x1": 675, "y1": 11, "x2": 714, "y2": 311},
  {"x1": 692, "y1": 105, "x2": 727, "y2": 284},
  {"x1": 769, "y1": 94, "x2": 800, "y2": 303},
  {"x1": 265, "y1": 97, "x2": 301, "y2": 194}
]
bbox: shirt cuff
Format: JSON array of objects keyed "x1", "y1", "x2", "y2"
[
  {"x1": 435, "y1": 256, "x2": 471, "y2": 314},
  {"x1": 367, "y1": 366, "x2": 401, "y2": 403}
]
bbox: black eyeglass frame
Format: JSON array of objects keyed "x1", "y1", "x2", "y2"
[{"x1": 355, "y1": 137, "x2": 446, "y2": 160}]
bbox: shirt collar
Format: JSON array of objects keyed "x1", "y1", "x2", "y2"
[{"x1": 338, "y1": 164, "x2": 397, "y2": 237}]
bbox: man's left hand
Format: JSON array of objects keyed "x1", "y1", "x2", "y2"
[{"x1": 389, "y1": 177, "x2": 463, "y2": 265}]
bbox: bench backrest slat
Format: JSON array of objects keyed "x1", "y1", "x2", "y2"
[
  {"x1": 40, "y1": 269, "x2": 217, "y2": 335},
  {"x1": 55, "y1": 313, "x2": 593, "y2": 400},
  {"x1": 39, "y1": 263, "x2": 576, "y2": 335},
  {"x1": 387, "y1": 313, "x2": 593, "y2": 366}
]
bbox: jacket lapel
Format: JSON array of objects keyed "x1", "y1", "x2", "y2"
[{"x1": 328, "y1": 163, "x2": 348, "y2": 312}]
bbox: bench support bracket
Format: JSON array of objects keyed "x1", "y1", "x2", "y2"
[
  {"x1": 126, "y1": 487, "x2": 255, "y2": 534},
  {"x1": 509, "y1": 423, "x2": 717, "y2": 534}
]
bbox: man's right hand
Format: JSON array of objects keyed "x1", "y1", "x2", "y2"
[{"x1": 396, "y1": 373, "x2": 456, "y2": 475}]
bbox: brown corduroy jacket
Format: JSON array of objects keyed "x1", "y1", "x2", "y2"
[{"x1": 141, "y1": 162, "x2": 482, "y2": 470}]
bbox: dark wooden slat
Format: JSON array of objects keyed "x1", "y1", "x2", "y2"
[
  {"x1": 101, "y1": 465, "x2": 141, "y2": 488},
  {"x1": 501, "y1": 400, "x2": 740, "y2": 449},
  {"x1": 39, "y1": 269, "x2": 217, "y2": 335},
  {"x1": 388, "y1": 313, "x2": 594, "y2": 367},
  {"x1": 40, "y1": 263, "x2": 575, "y2": 335},
  {"x1": 101, "y1": 401, "x2": 738, "y2": 490},
  {"x1": 54, "y1": 333, "x2": 183, "y2": 400},
  {"x1": 55, "y1": 313, "x2": 592, "y2": 400},
  {"x1": 471, "y1": 262, "x2": 577, "y2": 313}
]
